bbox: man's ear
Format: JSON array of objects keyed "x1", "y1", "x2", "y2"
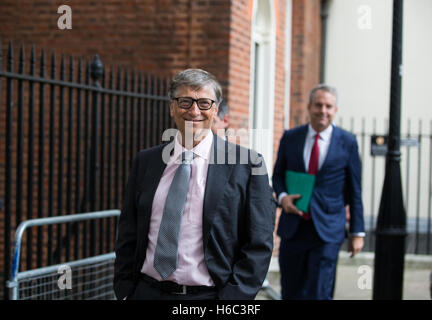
[
  {"x1": 169, "y1": 100, "x2": 175, "y2": 117},
  {"x1": 222, "y1": 114, "x2": 229, "y2": 124}
]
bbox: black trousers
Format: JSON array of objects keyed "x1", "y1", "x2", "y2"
[{"x1": 128, "y1": 278, "x2": 218, "y2": 300}]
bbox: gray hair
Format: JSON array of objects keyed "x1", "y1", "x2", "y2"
[
  {"x1": 168, "y1": 68, "x2": 223, "y2": 105},
  {"x1": 308, "y1": 84, "x2": 338, "y2": 106}
]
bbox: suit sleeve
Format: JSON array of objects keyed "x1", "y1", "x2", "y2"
[
  {"x1": 113, "y1": 153, "x2": 140, "y2": 300},
  {"x1": 346, "y1": 137, "x2": 365, "y2": 234},
  {"x1": 218, "y1": 153, "x2": 276, "y2": 300},
  {"x1": 272, "y1": 131, "x2": 288, "y2": 197}
]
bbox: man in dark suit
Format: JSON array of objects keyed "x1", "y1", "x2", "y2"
[
  {"x1": 272, "y1": 84, "x2": 365, "y2": 300},
  {"x1": 114, "y1": 68, "x2": 275, "y2": 300}
]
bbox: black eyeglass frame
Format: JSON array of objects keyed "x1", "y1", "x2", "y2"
[{"x1": 172, "y1": 97, "x2": 216, "y2": 110}]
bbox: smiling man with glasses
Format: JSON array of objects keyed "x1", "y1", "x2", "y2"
[
  {"x1": 169, "y1": 85, "x2": 218, "y2": 148},
  {"x1": 114, "y1": 68, "x2": 276, "y2": 300}
]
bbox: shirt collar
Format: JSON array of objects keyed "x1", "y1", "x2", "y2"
[
  {"x1": 307, "y1": 123, "x2": 334, "y2": 141},
  {"x1": 172, "y1": 129, "x2": 214, "y2": 163}
]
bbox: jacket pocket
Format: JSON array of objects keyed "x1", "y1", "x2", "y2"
[{"x1": 326, "y1": 201, "x2": 344, "y2": 214}]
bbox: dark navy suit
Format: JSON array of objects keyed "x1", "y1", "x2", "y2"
[{"x1": 272, "y1": 124, "x2": 364, "y2": 299}]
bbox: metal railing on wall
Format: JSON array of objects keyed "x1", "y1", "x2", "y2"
[
  {"x1": 338, "y1": 117, "x2": 432, "y2": 256},
  {"x1": 0, "y1": 40, "x2": 174, "y2": 299}
]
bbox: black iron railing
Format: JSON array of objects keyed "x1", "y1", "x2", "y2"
[
  {"x1": 338, "y1": 117, "x2": 432, "y2": 256},
  {"x1": 0, "y1": 40, "x2": 173, "y2": 299}
]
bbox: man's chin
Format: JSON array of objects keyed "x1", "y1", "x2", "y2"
[
  {"x1": 313, "y1": 121, "x2": 331, "y2": 131},
  {"x1": 181, "y1": 127, "x2": 211, "y2": 142},
  {"x1": 193, "y1": 127, "x2": 211, "y2": 138}
]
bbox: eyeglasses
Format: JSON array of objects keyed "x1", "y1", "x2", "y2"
[{"x1": 173, "y1": 97, "x2": 215, "y2": 110}]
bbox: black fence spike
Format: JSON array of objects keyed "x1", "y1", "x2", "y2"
[
  {"x1": 39, "y1": 48, "x2": 45, "y2": 77},
  {"x1": 123, "y1": 68, "x2": 129, "y2": 92},
  {"x1": 0, "y1": 41, "x2": 2, "y2": 72},
  {"x1": 60, "y1": 53, "x2": 66, "y2": 80},
  {"x1": 77, "y1": 58, "x2": 82, "y2": 83},
  {"x1": 68, "y1": 55, "x2": 74, "y2": 81},
  {"x1": 18, "y1": 44, "x2": 25, "y2": 74},
  {"x1": 109, "y1": 66, "x2": 114, "y2": 89},
  {"x1": 29, "y1": 45, "x2": 35, "y2": 75},
  {"x1": 7, "y1": 41, "x2": 13, "y2": 72},
  {"x1": 116, "y1": 65, "x2": 122, "y2": 90},
  {"x1": 50, "y1": 49, "x2": 56, "y2": 79}
]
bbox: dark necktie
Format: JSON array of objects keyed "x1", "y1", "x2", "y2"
[
  {"x1": 153, "y1": 151, "x2": 193, "y2": 279},
  {"x1": 304, "y1": 134, "x2": 320, "y2": 220}
]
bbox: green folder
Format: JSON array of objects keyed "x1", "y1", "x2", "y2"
[{"x1": 285, "y1": 170, "x2": 316, "y2": 212}]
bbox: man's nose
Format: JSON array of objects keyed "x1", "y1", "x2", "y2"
[
  {"x1": 317, "y1": 105, "x2": 326, "y2": 113},
  {"x1": 188, "y1": 101, "x2": 201, "y2": 116}
]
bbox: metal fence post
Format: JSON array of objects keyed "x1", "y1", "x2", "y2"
[
  {"x1": 89, "y1": 55, "x2": 103, "y2": 257},
  {"x1": 373, "y1": 0, "x2": 407, "y2": 300}
]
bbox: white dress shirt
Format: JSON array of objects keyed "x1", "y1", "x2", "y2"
[
  {"x1": 278, "y1": 124, "x2": 332, "y2": 205},
  {"x1": 302, "y1": 123, "x2": 333, "y2": 173},
  {"x1": 141, "y1": 131, "x2": 215, "y2": 286}
]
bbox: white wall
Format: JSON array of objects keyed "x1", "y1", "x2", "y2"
[
  {"x1": 324, "y1": 0, "x2": 432, "y2": 230},
  {"x1": 325, "y1": 0, "x2": 432, "y2": 134}
]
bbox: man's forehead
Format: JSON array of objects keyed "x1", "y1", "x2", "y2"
[
  {"x1": 176, "y1": 84, "x2": 214, "y2": 96},
  {"x1": 312, "y1": 90, "x2": 336, "y2": 103}
]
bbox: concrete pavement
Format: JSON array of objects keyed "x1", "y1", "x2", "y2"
[{"x1": 256, "y1": 252, "x2": 432, "y2": 300}]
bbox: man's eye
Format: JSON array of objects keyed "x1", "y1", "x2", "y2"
[
  {"x1": 179, "y1": 99, "x2": 192, "y2": 105},
  {"x1": 199, "y1": 100, "x2": 211, "y2": 107}
]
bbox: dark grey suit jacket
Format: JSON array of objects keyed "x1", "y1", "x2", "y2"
[{"x1": 114, "y1": 134, "x2": 276, "y2": 300}]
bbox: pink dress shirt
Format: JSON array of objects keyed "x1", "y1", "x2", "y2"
[{"x1": 141, "y1": 131, "x2": 215, "y2": 286}]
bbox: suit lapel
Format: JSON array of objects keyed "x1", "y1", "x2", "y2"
[
  {"x1": 297, "y1": 125, "x2": 308, "y2": 172},
  {"x1": 138, "y1": 144, "x2": 168, "y2": 215},
  {"x1": 202, "y1": 135, "x2": 234, "y2": 246}
]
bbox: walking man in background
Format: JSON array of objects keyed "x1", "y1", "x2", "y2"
[{"x1": 272, "y1": 84, "x2": 365, "y2": 300}]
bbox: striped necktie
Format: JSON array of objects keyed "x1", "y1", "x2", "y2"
[{"x1": 153, "y1": 151, "x2": 193, "y2": 279}]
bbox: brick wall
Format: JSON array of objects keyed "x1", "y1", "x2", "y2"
[
  {"x1": 273, "y1": 0, "x2": 287, "y2": 166},
  {"x1": 1, "y1": 0, "x2": 232, "y2": 75},
  {"x1": 289, "y1": 0, "x2": 322, "y2": 128},
  {"x1": 226, "y1": 0, "x2": 252, "y2": 132}
]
